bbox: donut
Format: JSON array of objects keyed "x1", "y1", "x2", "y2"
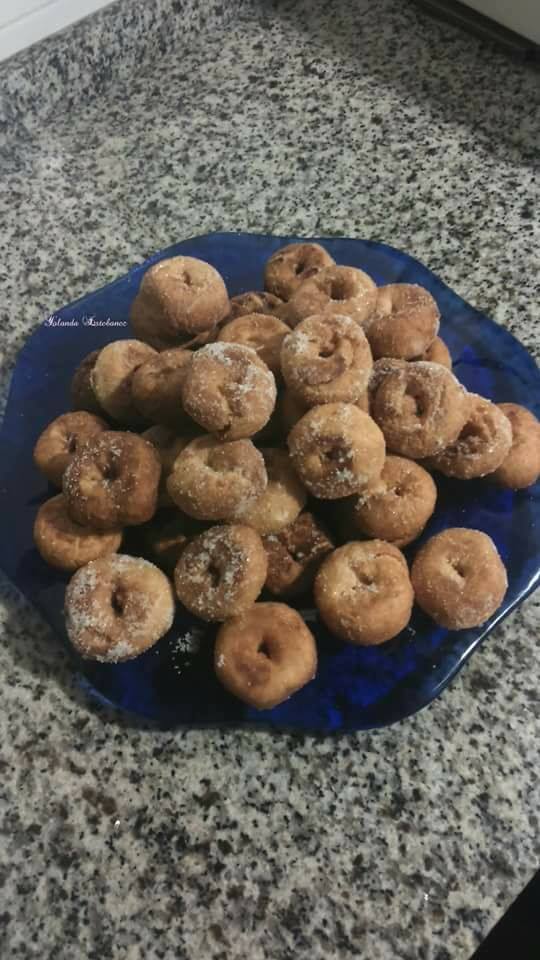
[
  {"x1": 263, "y1": 511, "x2": 334, "y2": 597},
  {"x1": 33, "y1": 411, "x2": 109, "y2": 488},
  {"x1": 264, "y1": 242, "x2": 335, "y2": 300},
  {"x1": 65, "y1": 554, "x2": 175, "y2": 662},
  {"x1": 181, "y1": 342, "x2": 276, "y2": 440},
  {"x1": 491, "y1": 403, "x2": 540, "y2": 489},
  {"x1": 280, "y1": 314, "x2": 373, "y2": 406},
  {"x1": 130, "y1": 509, "x2": 204, "y2": 575},
  {"x1": 166, "y1": 435, "x2": 267, "y2": 521},
  {"x1": 91, "y1": 339, "x2": 157, "y2": 425},
  {"x1": 353, "y1": 455, "x2": 437, "y2": 547},
  {"x1": 364, "y1": 284, "x2": 440, "y2": 360},
  {"x1": 284, "y1": 265, "x2": 377, "y2": 328},
  {"x1": 370, "y1": 361, "x2": 467, "y2": 459},
  {"x1": 288, "y1": 403, "x2": 385, "y2": 498},
  {"x1": 130, "y1": 256, "x2": 229, "y2": 346},
  {"x1": 229, "y1": 291, "x2": 285, "y2": 321},
  {"x1": 236, "y1": 448, "x2": 307, "y2": 535},
  {"x1": 131, "y1": 348, "x2": 194, "y2": 430},
  {"x1": 411, "y1": 528, "x2": 507, "y2": 629},
  {"x1": 33, "y1": 494, "x2": 122, "y2": 572},
  {"x1": 218, "y1": 313, "x2": 290, "y2": 376},
  {"x1": 426, "y1": 394, "x2": 512, "y2": 479},
  {"x1": 174, "y1": 524, "x2": 267, "y2": 621},
  {"x1": 63, "y1": 431, "x2": 161, "y2": 530},
  {"x1": 279, "y1": 387, "x2": 369, "y2": 432},
  {"x1": 315, "y1": 540, "x2": 413, "y2": 645},
  {"x1": 415, "y1": 336, "x2": 452, "y2": 369},
  {"x1": 214, "y1": 602, "x2": 317, "y2": 709},
  {"x1": 70, "y1": 350, "x2": 105, "y2": 415},
  {"x1": 141, "y1": 426, "x2": 191, "y2": 507}
]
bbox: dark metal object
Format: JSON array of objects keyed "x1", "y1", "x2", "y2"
[{"x1": 415, "y1": 0, "x2": 540, "y2": 62}]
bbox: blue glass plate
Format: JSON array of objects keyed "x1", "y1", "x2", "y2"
[{"x1": 1, "y1": 233, "x2": 539, "y2": 732}]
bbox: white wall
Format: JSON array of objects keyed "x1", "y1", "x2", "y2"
[
  {"x1": 0, "y1": 0, "x2": 115, "y2": 62},
  {"x1": 463, "y1": 1, "x2": 540, "y2": 43}
]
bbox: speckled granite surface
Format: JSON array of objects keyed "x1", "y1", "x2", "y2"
[{"x1": 1, "y1": 1, "x2": 539, "y2": 958}]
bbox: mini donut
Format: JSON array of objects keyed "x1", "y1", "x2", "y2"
[
  {"x1": 65, "y1": 554, "x2": 175, "y2": 662},
  {"x1": 264, "y1": 242, "x2": 335, "y2": 301},
  {"x1": 33, "y1": 494, "x2": 122, "y2": 572},
  {"x1": 415, "y1": 336, "x2": 452, "y2": 369},
  {"x1": 370, "y1": 361, "x2": 467, "y2": 459},
  {"x1": 263, "y1": 511, "x2": 334, "y2": 597},
  {"x1": 70, "y1": 350, "x2": 105, "y2": 415},
  {"x1": 131, "y1": 348, "x2": 194, "y2": 430},
  {"x1": 411, "y1": 528, "x2": 507, "y2": 629},
  {"x1": 63, "y1": 431, "x2": 161, "y2": 530},
  {"x1": 284, "y1": 265, "x2": 377, "y2": 329},
  {"x1": 364, "y1": 284, "x2": 440, "y2": 360},
  {"x1": 130, "y1": 256, "x2": 229, "y2": 346},
  {"x1": 181, "y1": 342, "x2": 276, "y2": 440},
  {"x1": 426, "y1": 394, "x2": 512, "y2": 479},
  {"x1": 133, "y1": 509, "x2": 206, "y2": 575},
  {"x1": 288, "y1": 403, "x2": 385, "y2": 499},
  {"x1": 215, "y1": 602, "x2": 317, "y2": 709},
  {"x1": 229, "y1": 291, "x2": 285, "y2": 321},
  {"x1": 33, "y1": 411, "x2": 109, "y2": 488},
  {"x1": 236, "y1": 448, "x2": 307, "y2": 535},
  {"x1": 278, "y1": 387, "x2": 369, "y2": 432},
  {"x1": 174, "y1": 524, "x2": 267, "y2": 621},
  {"x1": 218, "y1": 313, "x2": 290, "y2": 376},
  {"x1": 353, "y1": 455, "x2": 437, "y2": 547},
  {"x1": 91, "y1": 339, "x2": 157, "y2": 425},
  {"x1": 166, "y1": 435, "x2": 267, "y2": 521},
  {"x1": 315, "y1": 540, "x2": 413, "y2": 645},
  {"x1": 141, "y1": 426, "x2": 191, "y2": 507},
  {"x1": 491, "y1": 403, "x2": 540, "y2": 489},
  {"x1": 280, "y1": 314, "x2": 373, "y2": 406}
]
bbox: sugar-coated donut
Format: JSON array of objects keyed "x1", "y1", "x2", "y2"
[
  {"x1": 218, "y1": 313, "x2": 290, "y2": 376},
  {"x1": 141, "y1": 426, "x2": 191, "y2": 507},
  {"x1": 416, "y1": 336, "x2": 452, "y2": 369},
  {"x1": 427, "y1": 394, "x2": 512, "y2": 479},
  {"x1": 263, "y1": 511, "x2": 334, "y2": 597},
  {"x1": 315, "y1": 540, "x2": 413, "y2": 645},
  {"x1": 365, "y1": 284, "x2": 440, "y2": 360},
  {"x1": 132, "y1": 348, "x2": 194, "y2": 430},
  {"x1": 353, "y1": 455, "x2": 437, "y2": 546},
  {"x1": 370, "y1": 360, "x2": 467, "y2": 459},
  {"x1": 229, "y1": 291, "x2": 285, "y2": 321},
  {"x1": 70, "y1": 350, "x2": 105, "y2": 415},
  {"x1": 91, "y1": 339, "x2": 157, "y2": 425},
  {"x1": 130, "y1": 256, "x2": 229, "y2": 346},
  {"x1": 33, "y1": 494, "x2": 122, "y2": 572},
  {"x1": 280, "y1": 314, "x2": 373, "y2": 407},
  {"x1": 214, "y1": 602, "x2": 317, "y2": 709},
  {"x1": 174, "y1": 524, "x2": 267, "y2": 621},
  {"x1": 264, "y1": 242, "x2": 335, "y2": 301},
  {"x1": 33, "y1": 411, "x2": 109, "y2": 488},
  {"x1": 411, "y1": 528, "x2": 507, "y2": 629},
  {"x1": 166, "y1": 435, "x2": 267, "y2": 521},
  {"x1": 236, "y1": 448, "x2": 306, "y2": 535},
  {"x1": 284, "y1": 265, "x2": 377, "y2": 328},
  {"x1": 63, "y1": 431, "x2": 161, "y2": 530},
  {"x1": 491, "y1": 403, "x2": 540, "y2": 489},
  {"x1": 65, "y1": 554, "x2": 175, "y2": 662},
  {"x1": 181, "y1": 342, "x2": 276, "y2": 440},
  {"x1": 288, "y1": 402, "x2": 385, "y2": 498}
]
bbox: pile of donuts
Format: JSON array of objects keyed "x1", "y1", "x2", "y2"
[{"x1": 32, "y1": 243, "x2": 540, "y2": 711}]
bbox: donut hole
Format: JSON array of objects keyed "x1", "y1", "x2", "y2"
[
  {"x1": 329, "y1": 278, "x2": 351, "y2": 301},
  {"x1": 322, "y1": 440, "x2": 349, "y2": 466},
  {"x1": 392, "y1": 483, "x2": 406, "y2": 498},
  {"x1": 101, "y1": 459, "x2": 119, "y2": 482},
  {"x1": 294, "y1": 261, "x2": 305, "y2": 276},
  {"x1": 111, "y1": 586, "x2": 126, "y2": 616},
  {"x1": 450, "y1": 559, "x2": 467, "y2": 579},
  {"x1": 207, "y1": 562, "x2": 222, "y2": 588},
  {"x1": 403, "y1": 388, "x2": 426, "y2": 419},
  {"x1": 66, "y1": 434, "x2": 78, "y2": 454},
  {"x1": 258, "y1": 638, "x2": 272, "y2": 658}
]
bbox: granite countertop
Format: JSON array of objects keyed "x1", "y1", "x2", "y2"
[{"x1": 1, "y1": 0, "x2": 539, "y2": 957}]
